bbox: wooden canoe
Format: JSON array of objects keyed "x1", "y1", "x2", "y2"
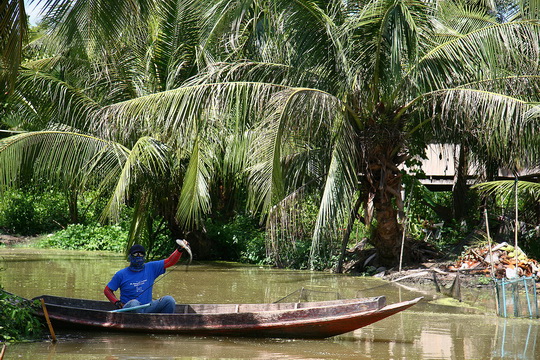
[{"x1": 34, "y1": 295, "x2": 422, "y2": 338}]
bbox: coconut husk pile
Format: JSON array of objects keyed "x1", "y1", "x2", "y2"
[{"x1": 449, "y1": 242, "x2": 540, "y2": 279}]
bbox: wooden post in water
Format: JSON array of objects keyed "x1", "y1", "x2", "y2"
[
  {"x1": 0, "y1": 344, "x2": 6, "y2": 360},
  {"x1": 514, "y1": 177, "x2": 519, "y2": 270},
  {"x1": 40, "y1": 298, "x2": 57, "y2": 343},
  {"x1": 484, "y1": 208, "x2": 495, "y2": 278}
]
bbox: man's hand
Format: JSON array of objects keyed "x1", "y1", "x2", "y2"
[
  {"x1": 115, "y1": 301, "x2": 124, "y2": 309},
  {"x1": 176, "y1": 239, "x2": 189, "y2": 249},
  {"x1": 176, "y1": 239, "x2": 192, "y2": 264}
]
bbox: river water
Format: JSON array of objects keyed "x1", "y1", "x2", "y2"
[{"x1": 1, "y1": 248, "x2": 539, "y2": 359}]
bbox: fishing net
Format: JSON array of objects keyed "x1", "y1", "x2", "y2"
[
  {"x1": 273, "y1": 287, "x2": 342, "y2": 303},
  {"x1": 494, "y1": 276, "x2": 539, "y2": 318}
]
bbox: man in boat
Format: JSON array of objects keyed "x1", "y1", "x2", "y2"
[{"x1": 104, "y1": 241, "x2": 189, "y2": 313}]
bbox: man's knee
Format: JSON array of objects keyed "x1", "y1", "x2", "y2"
[
  {"x1": 124, "y1": 299, "x2": 142, "y2": 308},
  {"x1": 162, "y1": 295, "x2": 175, "y2": 304},
  {"x1": 160, "y1": 295, "x2": 176, "y2": 313}
]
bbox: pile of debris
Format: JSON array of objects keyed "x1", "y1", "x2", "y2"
[{"x1": 449, "y1": 242, "x2": 540, "y2": 279}]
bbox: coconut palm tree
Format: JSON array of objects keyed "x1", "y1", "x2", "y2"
[
  {"x1": 182, "y1": 0, "x2": 540, "y2": 267},
  {"x1": 0, "y1": 0, "x2": 211, "y2": 250},
  {"x1": 76, "y1": 0, "x2": 540, "y2": 267}
]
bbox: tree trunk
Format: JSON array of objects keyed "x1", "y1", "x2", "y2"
[
  {"x1": 373, "y1": 190, "x2": 402, "y2": 266},
  {"x1": 367, "y1": 154, "x2": 404, "y2": 267},
  {"x1": 67, "y1": 188, "x2": 78, "y2": 224}
]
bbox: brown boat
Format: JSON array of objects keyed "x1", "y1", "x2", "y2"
[{"x1": 35, "y1": 295, "x2": 422, "y2": 338}]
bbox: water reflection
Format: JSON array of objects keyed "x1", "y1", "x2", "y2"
[
  {"x1": 493, "y1": 320, "x2": 538, "y2": 359},
  {"x1": 2, "y1": 248, "x2": 540, "y2": 359}
]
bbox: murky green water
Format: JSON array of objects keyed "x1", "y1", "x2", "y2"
[{"x1": 1, "y1": 248, "x2": 539, "y2": 359}]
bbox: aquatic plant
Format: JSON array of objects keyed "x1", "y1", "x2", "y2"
[{"x1": 0, "y1": 288, "x2": 43, "y2": 342}]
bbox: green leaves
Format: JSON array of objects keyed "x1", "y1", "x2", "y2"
[
  {"x1": 474, "y1": 180, "x2": 540, "y2": 200},
  {"x1": 0, "y1": 131, "x2": 128, "y2": 190},
  {"x1": 177, "y1": 138, "x2": 211, "y2": 229},
  {"x1": 0, "y1": 0, "x2": 28, "y2": 91},
  {"x1": 0, "y1": 290, "x2": 42, "y2": 341}
]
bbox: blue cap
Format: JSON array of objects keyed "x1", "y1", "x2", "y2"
[{"x1": 129, "y1": 244, "x2": 146, "y2": 255}]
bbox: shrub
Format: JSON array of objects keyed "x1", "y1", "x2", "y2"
[
  {"x1": 0, "y1": 288, "x2": 43, "y2": 341},
  {"x1": 0, "y1": 188, "x2": 69, "y2": 235},
  {"x1": 0, "y1": 186, "x2": 112, "y2": 236},
  {"x1": 0, "y1": 191, "x2": 37, "y2": 235},
  {"x1": 206, "y1": 214, "x2": 268, "y2": 264},
  {"x1": 38, "y1": 223, "x2": 128, "y2": 252}
]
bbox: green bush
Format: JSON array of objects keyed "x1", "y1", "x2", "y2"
[
  {"x1": 0, "y1": 288, "x2": 43, "y2": 341},
  {"x1": 0, "y1": 187, "x2": 112, "y2": 236},
  {"x1": 0, "y1": 195, "x2": 36, "y2": 235},
  {"x1": 38, "y1": 223, "x2": 128, "y2": 252},
  {"x1": 0, "y1": 188, "x2": 70, "y2": 235},
  {"x1": 206, "y1": 214, "x2": 268, "y2": 264}
]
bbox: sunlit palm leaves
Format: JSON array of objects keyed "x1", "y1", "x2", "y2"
[
  {"x1": 0, "y1": 131, "x2": 128, "y2": 191},
  {"x1": 14, "y1": 69, "x2": 101, "y2": 130},
  {"x1": 474, "y1": 180, "x2": 540, "y2": 200},
  {"x1": 103, "y1": 136, "x2": 170, "y2": 222},
  {"x1": 0, "y1": 0, "x2": 27, "y2": 90}
]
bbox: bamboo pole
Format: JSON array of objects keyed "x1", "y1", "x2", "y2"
[
  {"x1": 399, "y1": 219, "x2": 407, "y2": 273},
  {"x1": 399, "y1": 189, "x2": 413, "y2": 273},
  {"x1": 514, "y1": 178, "x2": 519, "y2": 269},
  {"x1": 40, "y1": 298, "x2": 57, "y2": 343},
  {"x1": 484, "y1": 208, "x2": 495, "y2": 278},
  {"x1": 0, "y1": 344, "x2": 6, "y2": 360}
]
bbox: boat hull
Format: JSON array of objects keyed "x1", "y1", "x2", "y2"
[{"x1": 34, "y1": 295, "x2": 422, "y2": 338}]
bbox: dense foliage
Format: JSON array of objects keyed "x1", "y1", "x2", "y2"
[
  {"x1": 206, "y1": 215, "x2": 267, "y2": 264},
  {"x1": 1, "y1": 0, "x2": 540, "y2": 271},
  {"x1": 38, "y1": 223, "x2": 128, "y2": 253},
  {"x1": 0, "y1": 289, "x2": 43, "y2": 342},
  {"x1": 0, "y1": 187, "x2": 69, "y2": 235}
]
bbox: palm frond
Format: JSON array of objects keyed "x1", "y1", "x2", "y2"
[
  {"x1": 346, "y1": 0, "x2": 431, "y2": 101},
  {"x1": 125, "y1": 192, "x2": 153, "y2": 253},
  {"x1": 433, "y1": 0, "x2": 497, "y2": 42},
  {"x1": 0, "y1": 131, "x2": 128, "y2": 191},
  {"x1": 14, "y1": 69, "x2": 101, "y2": 131},
  {"x1": 102, "y1": 136, "x2": 170, "y2": 222},
  {"x1": 248, "y1": 86, "x2": 344, "y2": 216},
  {"x1": 176, "y1": 138, "x2": 211, "y2": 229},
  {"x1": 41, "y1": 0, "x2": 155, "y2": 57},
  {"x1": 152, "y1": 0, "x2": 201, "y2": 90},
  {"x1": 473, "y1": 180, "x2": 540, "y2": 200},
  {"x1": 411, "y1": 21, "x2": 540, "y2": 93},
  {"x1": 95, "y1": 81, "x2": 286, "y2": 146},
  {"x1": 0, "y1": 0, "x2": 27, "y2": 91},
  {"x1": 309, "y1": 146, "x2": 357, "y2": 268},
  {"x1": 407, "y1": 87, "x2": 538, "y2": 168}
]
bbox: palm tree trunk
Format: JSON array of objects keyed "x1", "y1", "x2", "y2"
[
  {"x1": 368, "y1": 155, "x2": 404, "y2": 267},
  {"x1": 373, "y1": 189, "x2": 401, "y2": 266}
]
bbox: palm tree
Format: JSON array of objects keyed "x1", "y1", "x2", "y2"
[
  {"x1": 1, "y1": 0, "x2": 269, "y2": 257},
  {"x1": 1, "y1": 0, "x2": 207, "y2": 250},
  {"x1": 183, "y1": 0, "x2": 540, "y2": 267}
]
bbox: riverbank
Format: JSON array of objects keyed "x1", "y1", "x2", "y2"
[
  {"x1": 0, "y1": 234, "x2": 36, "y2": 246},
  {"x1": 2, "y1": 232, "x2": 537, "y2": 303}
]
